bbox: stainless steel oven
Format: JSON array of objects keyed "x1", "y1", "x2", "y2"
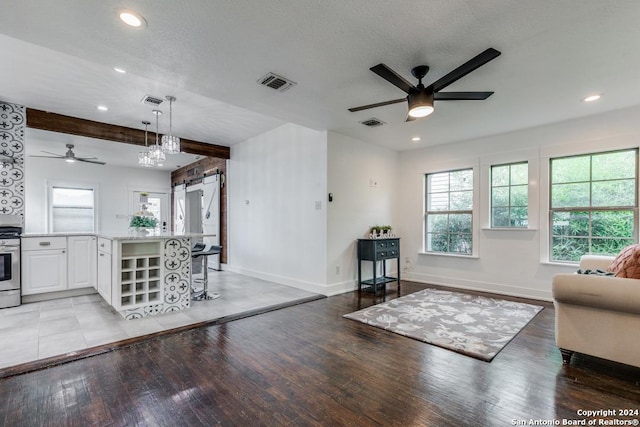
[{"x1": 0, "y1": 214, "x2": 22, "y2": 308}]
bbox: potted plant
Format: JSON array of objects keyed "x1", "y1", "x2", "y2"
[{"x1": 130, "y1": 204, "x2": 158, "y2": 234}]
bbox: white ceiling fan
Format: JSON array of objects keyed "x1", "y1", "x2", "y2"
[{"x1": 30, "y1": 144, "x2": 106, "y2": 165}]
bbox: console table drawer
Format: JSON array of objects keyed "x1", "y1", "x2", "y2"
[
  {"x1": 359, "y1": 238, "x2": 400, "y2": 260},
  {"x1": 376, "y1": 249, "x2": 399, "y2": 260}
]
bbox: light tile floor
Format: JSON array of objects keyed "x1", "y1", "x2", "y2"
[{"x1": 0, "y1": 271, "x2": 320, "y2": 370}]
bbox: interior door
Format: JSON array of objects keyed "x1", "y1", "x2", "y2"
[
  {"x1": 132, "y1": 191, "x2": 169, "y2": 232},
  {"x1": 202, "y1": 175, "x2": 221, "y2": 269},
  {"x1": 173, "y1": 184, "x2": 186, "y2": 233}
]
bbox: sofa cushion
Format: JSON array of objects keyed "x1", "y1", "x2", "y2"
[{"x1": 608, "y1": 244, "x2": 640, "y2": 279}]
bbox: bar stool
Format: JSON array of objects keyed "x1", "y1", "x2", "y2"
[{"x1": 191, "y1": 244, "x2": 223, "y2": 301}]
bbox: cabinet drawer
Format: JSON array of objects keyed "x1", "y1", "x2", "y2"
[
  {"x1": 97, "y1": 237, "x2": 112, "y2": 254},
  {"x1": 374, "y1": 239, "x2": 399, "y2": 253},
  {"x1": 374, "y1": 241, "x2": 389, "y2": 249},
  {"x1": 376, "y1": 249, "x2": 399, "y2": 260},
  {"x1": 21, "y1": 236, "x2": 67, "y2": 251}
]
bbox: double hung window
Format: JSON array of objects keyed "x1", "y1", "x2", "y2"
[
  {"x1": 550, "y1": 149, "x2": 637, "y2": 262},
  {"x1": 425, "y1": 169, "x2": 473, "y2": 255},
  {"x1": 50, "y1": 185, "x2": 96, "y2": 232},
  {"x1": 491, "y1": 162, "x2": 528, "y2": 228}
]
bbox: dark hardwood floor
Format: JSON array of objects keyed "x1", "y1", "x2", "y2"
[{"x1": 1, "y1": 281, "x2": 639, "y2": 426}]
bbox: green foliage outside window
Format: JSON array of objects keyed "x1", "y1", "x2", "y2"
[
  {"x1": 491, "y1": 162, "x2": 528, "y2": 227},
  {"x1": 425, "y1": 169, "x2": 473, "y2": 255},
  {"x1": 550, "y1": 149, "x2": 637, "y2": 262}
]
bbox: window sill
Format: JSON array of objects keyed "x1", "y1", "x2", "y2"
[
  {"x1": 481, "y1": 227, "x2": 538, "y2": 231},
  {"x1": 540, "y1": 261, "x2": 579, "y2": 267},
  {"x1": 418, "y1": 251, "x2": 479, "y2": 259}
]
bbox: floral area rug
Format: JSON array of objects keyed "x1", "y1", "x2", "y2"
[{"x1": 344, "y1": 288, "x2": 543, "y2": 362}]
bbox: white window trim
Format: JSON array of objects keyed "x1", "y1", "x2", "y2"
[
  {"x1": 421, "y1": 161, "x2": 480, "y2": 257},
  {"x1": 47, "y1": 180, "x2": 99, "y2": 233},
  {"x1": 480, "y1": 148, "x2": 539, "y2": 231},
  {"x1": 539, "y1": 140, "x2": 640, "y2": 264}
]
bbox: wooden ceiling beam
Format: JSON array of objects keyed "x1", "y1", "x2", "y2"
[{"x1": 26, "y1": 108, "x2": 230, "y2": 159}]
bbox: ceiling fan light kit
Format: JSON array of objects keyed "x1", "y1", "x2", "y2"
[
  {"x1": 349, "y1": 47, "x2": 501, "y2": 121},
  {"x1": 408, "y1": 90, "x2": 434, "y2": 118}
]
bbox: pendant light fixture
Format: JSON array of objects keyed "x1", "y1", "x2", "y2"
[
  {"x1": 161, "y1": 95, "x2": 180, "y2": 154},
  {"x1": 149, "y1": 110, "x2": 166, "y2": 163},
  {"x1": 138, "y1": 120, "x2": 155, "y2": 167}
]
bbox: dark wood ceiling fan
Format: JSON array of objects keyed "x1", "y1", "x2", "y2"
[{"x1": 349, "y1": 48, "x2": 501, "y2": 121}]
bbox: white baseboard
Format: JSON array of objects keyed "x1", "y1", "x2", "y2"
[
  {"x1": 407, "y1": 271, "x2": 552, "y2": 302},
  {"x1": 223, "y1": 265, "x2": 330, "y2": 295},
  {"x1": 219, "y1": 266, "x2": 551, "y2": 301}
]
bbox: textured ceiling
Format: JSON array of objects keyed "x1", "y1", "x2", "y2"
[{"x1": 1, "y1": 0, "x2": 639, "y2": 152}]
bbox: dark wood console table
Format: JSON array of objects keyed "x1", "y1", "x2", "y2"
[{"x1": 357, "y1": 238, "x2": 400, "y2": 294}]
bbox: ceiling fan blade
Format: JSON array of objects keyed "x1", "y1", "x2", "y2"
[
  {"x1": 76, "y1": 158, "x2": 106, "y2": 165},
  {"x1": 29, "y1": 155, "x2": 63, "y2": 159},
  {"x1": 431, "y1": 48, "x2": 501, "y2": 93},
  {"x1": 435, "y1": 91, "x2": 494, "y2": 100},
  {"x1": 370, "y1": 64, "x2": 416, "y2": 94},
  {"x1": 40, "y1": 150, "x2": 63, "y2": 156},
  {"x1": 348, "y1": 98, "x2": 406, "y2": 112}
]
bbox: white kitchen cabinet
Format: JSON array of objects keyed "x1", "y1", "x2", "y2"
[
  {"x1": 68, "y1": 235, "x2": 97, "y2": 289},
  {"x1": 97, "y1": 246, "x2": 112, "y2": 304},
  {"x1": 22, "y1": 242, "x2": 68, "y2": 295}
]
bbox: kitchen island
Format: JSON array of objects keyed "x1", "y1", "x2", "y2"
[
  {"x1": 98, "y1": 232, "x2": 216, "y2": 319},
  {"x1": 22, "y1": 232, "x2": 215, "y2": 319}
]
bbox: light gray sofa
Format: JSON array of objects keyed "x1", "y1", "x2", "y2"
[{"x1": 552, "y1": 255, "x2": 640, "y2": 368}]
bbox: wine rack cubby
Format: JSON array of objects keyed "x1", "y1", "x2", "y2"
[{"x1": 118, "y1": 241, "x2": 163, "y2": 309}]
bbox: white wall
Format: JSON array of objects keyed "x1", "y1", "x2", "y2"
[
  {"x1": 227, "y1": 123, "x2": 328, "y2": 294},
  {"x1": 326, "y1": 132, "x2": 398, "y2": 295},
  {"x1": 398, "y1": 105, "x2": 640, "y2": 301},
  {"x1": 25, "y1": 156, "x2": 171, "y2": 233}
]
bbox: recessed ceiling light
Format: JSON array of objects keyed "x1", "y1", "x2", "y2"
[
  {"x1": 119, "y1": 10, "x2": 147, "y2": 28},
  {"x1": 114, "y1": 67, "x2": 126, "y2": 74},
  {"x1": 583, "y1": 94, "x2": 602, "y2": 103},
  {"x1": 411, "y1": 137, "x2": 421, "y2": 142},
  {"x1": 97, "y1": 105, "x2": 108, "y2": 111}
]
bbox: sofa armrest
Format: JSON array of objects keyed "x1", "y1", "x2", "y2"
[
  {"x1": 579, "y1": 255, "x2": 614, "y2": 271},
  {"x1": 552, "y1": 273, "x2": 640, "y2": 315}
]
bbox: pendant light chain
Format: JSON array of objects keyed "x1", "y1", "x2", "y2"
[
  {"x1": 161, "y1": 95, "x2": 180, "y2": 154},
  {"x1": 150, "y1": 110, "x2": 165, "y2": 163},
  {"x1": 138, "y1": 120, "x2": 154, "y2": 167}
]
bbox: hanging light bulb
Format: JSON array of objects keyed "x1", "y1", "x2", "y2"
[
  {"x1": 138, "y1": 121, "x2": 155, "y2": 167},
  {"x1": 149, "y1": 110, "x2": 166, "y2": 163},
  {"x1": 161, "y1": 95, "x2": 181, "y2": 154}
]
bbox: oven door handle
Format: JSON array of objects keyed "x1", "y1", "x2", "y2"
[{"x1": 0, "y1": 246, "x2": 19, "y2": 251}]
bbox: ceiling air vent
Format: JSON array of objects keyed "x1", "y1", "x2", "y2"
[
  {"x1": 257, "y1": 72, "x2": 296, "y2": 92},
  {"x1": 141, "y1": 94, "x2": 164, "y2": 106},
  {"x1": 360, "y1": 118, "x2": 386, "y2": 127}
]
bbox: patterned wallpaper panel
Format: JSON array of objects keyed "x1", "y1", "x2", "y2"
[{"x1": 0, "y1": 101, "x2": 25, "y2": 218}]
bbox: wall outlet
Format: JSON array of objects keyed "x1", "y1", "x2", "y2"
[
  {"x1": 335, "y1": 265, "x2": 340, "y2": 275},
  {"x1": 315, "y1": 201, "x2": 322, "y2": 210}
]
